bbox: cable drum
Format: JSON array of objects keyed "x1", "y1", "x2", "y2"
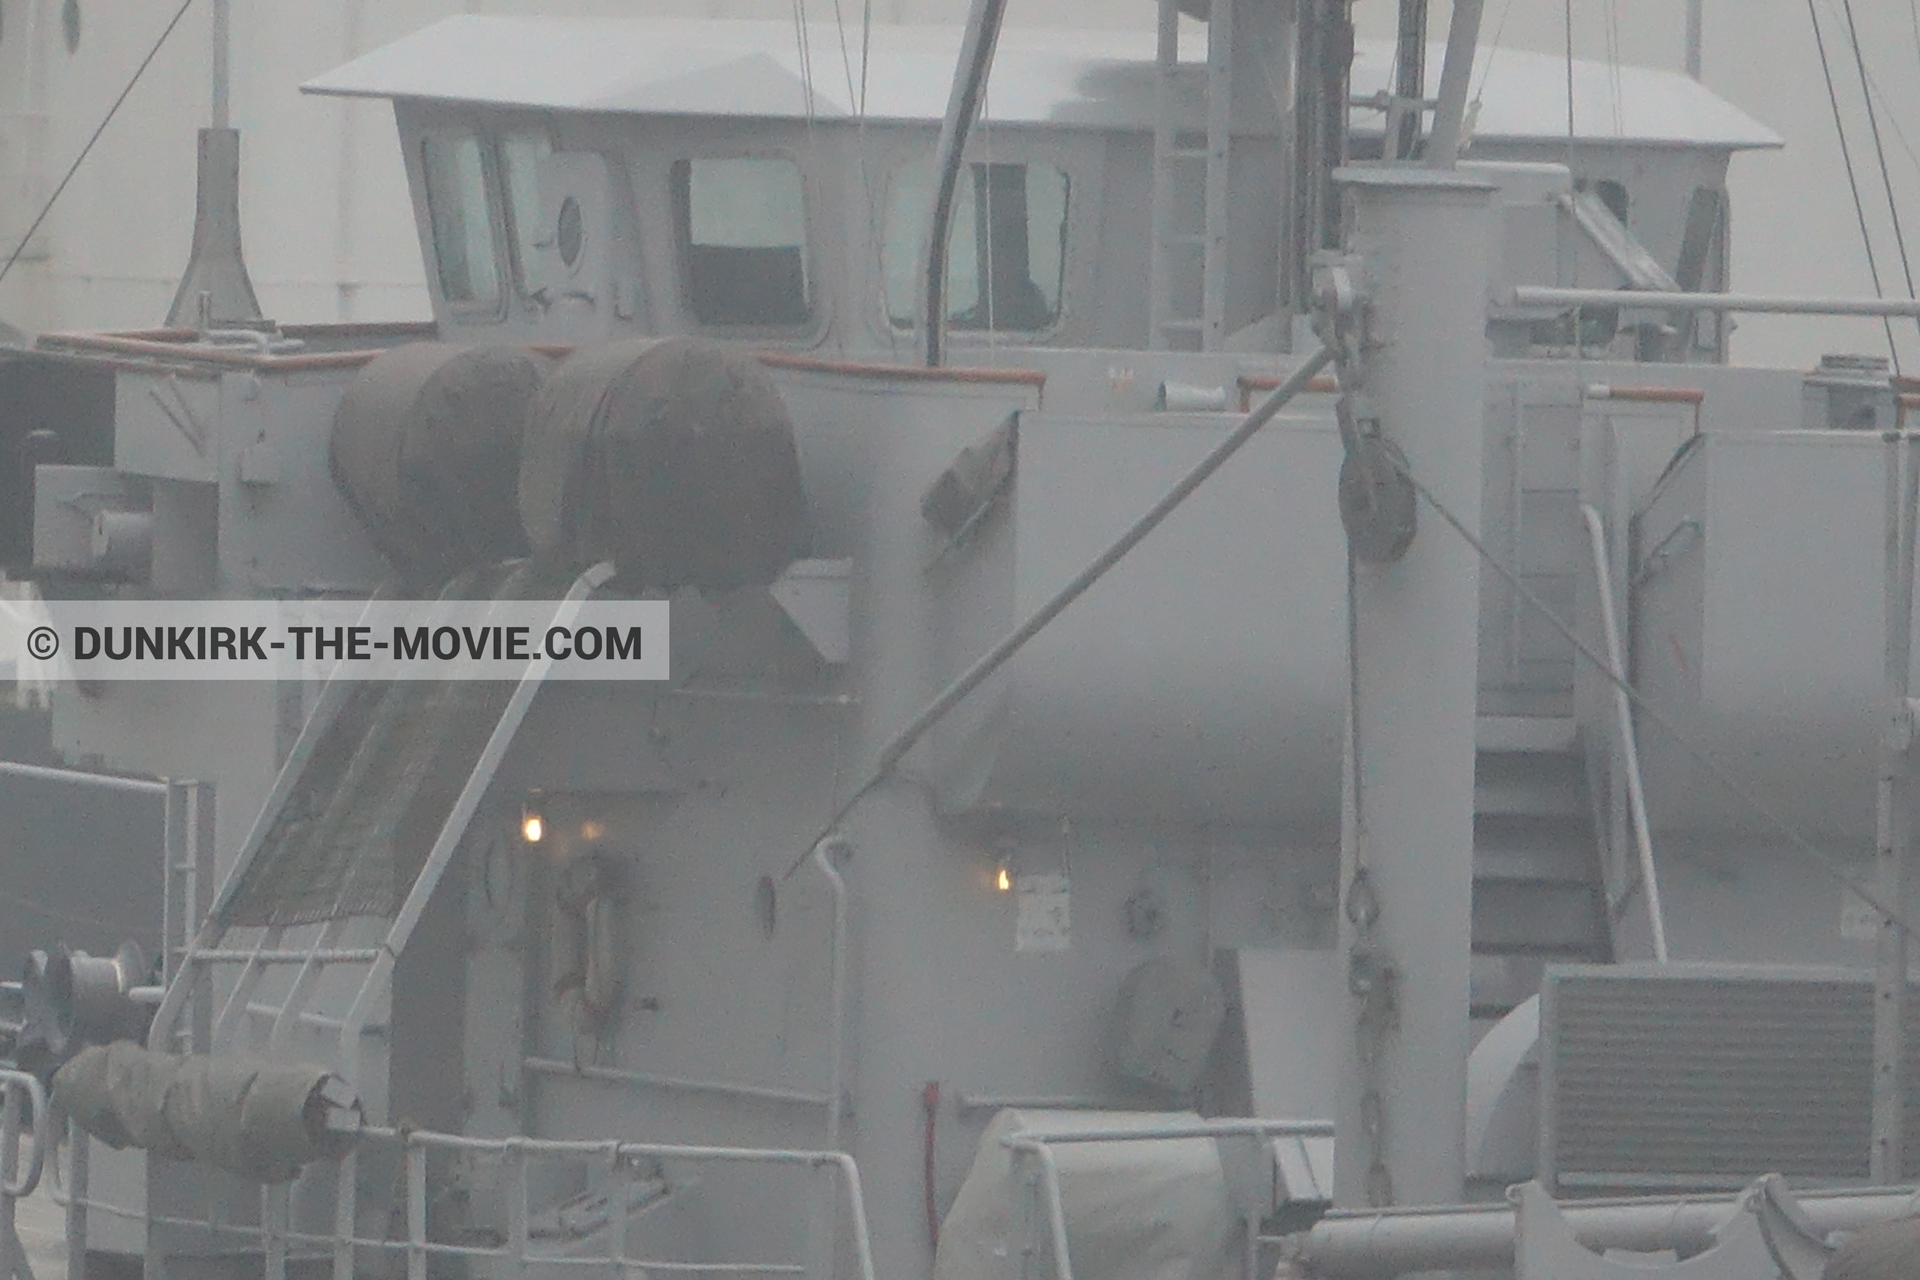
[
  {"x1": 330, "y1": 343, "x2": 552, "y2": 583},
  {"x1": 518, "y1": 337, "x2": 809, "y2": 590}
]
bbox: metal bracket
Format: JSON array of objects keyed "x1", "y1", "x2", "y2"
[
  {"x1": 1312, "y1": 252, "x2": 1418, "y2": 564},
  {"x1": 1748, "y1": 1174, "x2": 1837, "y2": 1280},
  {"x1": 1513, "y1": 1180, "x2": 1777, "y2": 1280}
]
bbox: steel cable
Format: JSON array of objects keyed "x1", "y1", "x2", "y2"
[
  {"x1": 1807, "y1": 0, "x2": 1901, "y2": 368},
  {"x1": 1384, "y1": 449, "x2": 1919, "y2": 940},
  {"x1": 0, "y1": 0, "x2": 198, "y2": 293},
  {"x1": 1837, "y1": 0, "x2": 1920, "y2": 354}
]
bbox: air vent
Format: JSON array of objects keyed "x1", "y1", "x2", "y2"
[{"x1": 1540, "y1": 963, "x2": 1920, "y2": 1190}]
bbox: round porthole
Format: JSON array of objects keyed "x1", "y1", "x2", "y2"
[
  {"x1": 556, "y1": 195, "x2": 583, "y2": 270},
  {"x1": 60, "y1": 0, "x2": 79, "y2": 53}
]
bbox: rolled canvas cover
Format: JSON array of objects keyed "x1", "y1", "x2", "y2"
[{"x1": 935, "y1": 1110, "x2": 1240, "y2": 1280}]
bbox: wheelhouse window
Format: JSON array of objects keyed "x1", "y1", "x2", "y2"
[
  {"x1": 499, "y1": 130, "x2": 554, "y2": 297},
  {"x1": 672, "y1": 157, "x2": 811, "y2": 328},
  {"x1": 885, "y1": 160, "x2": 1069, "y2": 333},
  {"x1": 420, "y1": 133, "x2": 502, "y2": 309}
]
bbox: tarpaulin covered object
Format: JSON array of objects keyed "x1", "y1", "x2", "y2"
[
  {"x1": 55, "y1": 1042, "x2": 360, "y2": 1183},
  {"x1": 934, "y1": 1110, "x2": 1240, "y2": 1280}
]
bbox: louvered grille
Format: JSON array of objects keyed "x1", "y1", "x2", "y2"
[{"x1": 1542, "y1": 964, "x2": 1920, "y2": 1186}]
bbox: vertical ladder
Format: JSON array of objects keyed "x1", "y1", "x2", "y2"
[{"x1": 1148, "y1": 0, "x2": 1233, "y2": 351}]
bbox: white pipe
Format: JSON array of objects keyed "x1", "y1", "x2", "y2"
[
  {"x1": 1580, "y1": 504, "x2": 1669, "y2": 963},
  {"x1": 811, "y1": 839, "x2": 850, "y2": 1147},
  {"x1": 522, "y1": 1057, "x2": 830, "y2": 1109},
  {"x1": 211, "y1": 0, "x2": 230, "y2": 131},
  {"x1": 1514, "y1": 286, "x2": 1920, "y2": 318},
  {"x1": 0, "y1": 761, "x2": 167, "y2": 794},
  {"x1": 1425, "y1": 0, "x2": 1485, "y2": 166},
  {"x1": 1012, "y1": 1119, "x2": 1333, "y2": 1144},
  {"x1": 1295, "y1": 1182, "x2": 1920, "y2": 1274},
  {"x1": 1006, "y1": 1142, "x2": 1075, "y2": 1280}
]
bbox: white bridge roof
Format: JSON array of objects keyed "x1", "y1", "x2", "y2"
[{"x1": 302, "y1": 16, "x2": 1780, "y2": 151}]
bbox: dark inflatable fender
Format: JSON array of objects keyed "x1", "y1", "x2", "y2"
[{"x1": 518, "y1": 337, "x2": 809, "y2": 590}]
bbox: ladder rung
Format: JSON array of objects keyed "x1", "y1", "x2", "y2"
[
  {"x1": 190, "y1": 948, "x2": 384, "y2": 964},
  {"x1": 1164, "y1": 147, "x2": 1208, "y2": 160},
  {"x1": 1159, "y1": 320, "x2": 1205, "y2": 332}
]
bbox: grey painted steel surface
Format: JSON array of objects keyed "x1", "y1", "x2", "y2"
[
  {"x1": 1631, "y1": 431, "x2": 1920, "y2": 842},
  {"x1": 923, "y1": 402, "x2": 1346, "y2": 826},
  {"x1": 1331, "y1": 165, "x2": 1495, "y2": 1208}
]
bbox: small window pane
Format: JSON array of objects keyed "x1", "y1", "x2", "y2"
[
  {"x1": 421, "y1": 134, "x2": 500, "y2": 307},
  {"x1": 673, "y1": 158, "x2": 810, "y2": 327},
  {"x1": 885, "y1": 160, "x2": 1069, "y2": 333},
  {"x1": 500, "y1": 131, "x2": 554, "y2": 295}
]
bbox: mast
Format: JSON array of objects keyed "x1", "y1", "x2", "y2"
[
  {"x1": 164, "y1": 0, "x2": 261, "y2": 328},
  {"x1": 1426, "y1": 0, "x2": 1484, "y2": 168},
  {"x1": 1287, "y1": 0, "x2": 1354, "y2": 321},
  {"x1": 1389, "y1": 0, "x2": 1426, "y2": 160},
  {"x1": 921, "y1": 0, "x2": 1010, "y2": 367},
  {"x1": 1327, "y1": 2, "x2": 1490, "y2": 1209},
  {"x1": 1685, "y1": 0, "x2": 1703, "y2": 80}
]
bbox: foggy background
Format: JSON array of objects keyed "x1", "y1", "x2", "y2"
[{"x1": 0, "y1": 0, "x2": 1914, "y2": 370}]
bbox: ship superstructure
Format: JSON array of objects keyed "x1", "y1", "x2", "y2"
[{"x1": 1, "y1": 5, "x2": 1918, "y2": 1280}]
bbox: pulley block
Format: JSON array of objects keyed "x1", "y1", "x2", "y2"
[{"x1": 1339, "y1": 434, "x2": 1417, "y2": 564}]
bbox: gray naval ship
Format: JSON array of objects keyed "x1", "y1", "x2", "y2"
[{"x1": 1, "y1": 1, "x2": 1920, "y2": 1278}]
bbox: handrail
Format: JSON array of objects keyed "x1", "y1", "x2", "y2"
[
  {"x1": 0, "y1": 1071, "x2": 48, "y2": 1197},
  {"x1": 0, "y1": 1070, "x2": 47, "y2": 1280},
  {"x1": 59, "y1": 1125, "x2": 877, "y2": 1280},
  {"x1": 1580, "y1": 503, "x2": 1670, "y2": 963},
  {"x1": 1003, "y1": 1117, "x2": 1335, "y2": 1280}
]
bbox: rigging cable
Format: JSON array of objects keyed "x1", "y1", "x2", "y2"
[
  {"x1": 790, "y1": 0, "x2": 818, "y2": 121},
  {"x1": 828, "y1": 0, "x2": 861, "y2": 113},
  {"x1": 1807, "y1": 0, "x2": 1900, "y2": 368},
  {"x1": 1838, "y1": 0, "x2": 1920, "y2": 354},
  {"x1": 1829, "y1": 11, "x2": 1920, "y2": 192},
  {"x1": 1381, "y1": 448, "x2": 1918, "y2": 939},
  {"x1": 0, "y1": 0, "x2": 198, "y2": 292}
]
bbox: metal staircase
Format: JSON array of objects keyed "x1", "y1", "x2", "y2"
[
  {"x1": 147, "y1": 560, "x2": 614, "y2": 1067},
  {"x1": 1470, "y1": 717, "x2": 1612, "y2": 1026},
  {"x1": 1148, "y1": 0, "x2": 1232, "y2": 351}
]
